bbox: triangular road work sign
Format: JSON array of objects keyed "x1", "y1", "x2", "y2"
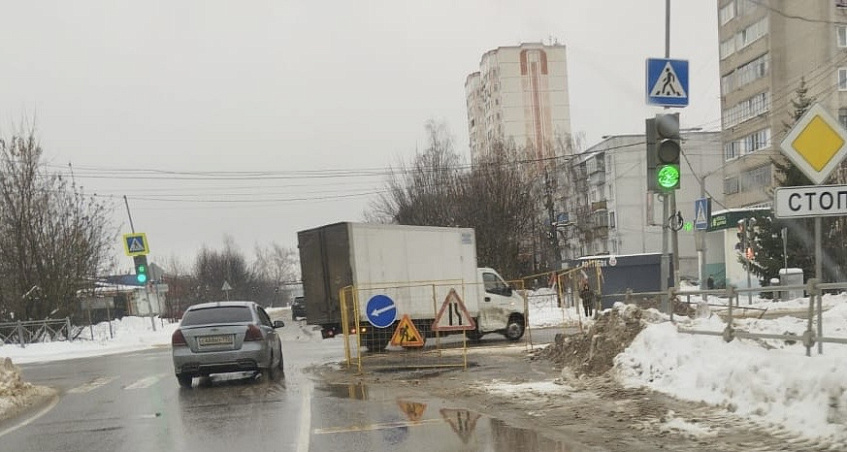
[
  {"x1": 649, "y1": 61, "x2": 687, "y2": 98},
  {"x1": 390, "y1": 314, "x2": 425, "y2": 347},
  {"x1": 221, "y1": 281, "x2": 233, "y2": 291},
  {"x1": 432, "y1": 288, "x2": 476, "y2": 332},
  {"x1": 440, "y1": 408, "x2": 480, "y2": 444},
  {"x1": 396, "y1": 398, "x2": 427, "y2": 423}
]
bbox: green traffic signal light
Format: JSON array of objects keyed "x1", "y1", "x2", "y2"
[
  {"x1": 133, "y1": 255, "x2": 149, "y2": 284},
  {"x1": 657, "y1": 164, "x2": 680, "y2": 189}
]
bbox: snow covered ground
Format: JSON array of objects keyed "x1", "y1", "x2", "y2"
[{"x1": 2, "y1": 294, "x2": 847, "y2": 445}]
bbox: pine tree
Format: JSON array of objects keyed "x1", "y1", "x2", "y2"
[{"x1": 745, "y1": 78, "x2": 816, "y2": 286}]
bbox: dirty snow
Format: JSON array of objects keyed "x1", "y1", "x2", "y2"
[
  {"x1": 614, "y1": 301, "x2": 847, "y2": 444},
  {"x1": 3, "y1": 295, "x2": 847, "y2": 446}
]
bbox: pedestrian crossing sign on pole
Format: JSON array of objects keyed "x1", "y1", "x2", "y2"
[
  {"x1": 694, "y1": 197, "x2": 711, "y2": 231},
  {"x1": 123, "y1": 233, "x2": 150, "y2": 256},
  {"x1": 646, "y1": 58, "x2": 689, "y2": 107}
]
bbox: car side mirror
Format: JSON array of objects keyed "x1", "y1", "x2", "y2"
[{"x1": 273, "y1": 320, "x2": 285, "y2": 329}]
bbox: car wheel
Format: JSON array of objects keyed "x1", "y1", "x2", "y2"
[
  {"x1": 504, "y1": 315, "x2": 525, "y2": 341},
  {"x1": 466, "y1": 330, "x2": 483, "y2": 342},
  {"x1": 177, "y1": 374, "x2": 193, "y2": 388}
]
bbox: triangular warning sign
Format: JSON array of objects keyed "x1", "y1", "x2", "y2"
[
  {"x1": 440, "y1": 408, "x2": 480, "y2": 444},
  {"x1": 396, "y1": 398, "x2": 427, "y2": 422},
  {"x1": 650, "y1": 62, "x2": 687, "y2": 98},
  {"x1": 128, "y1": 238, "x2": 145, "y2": 253},
  {"x1": 432, "y1": 288, "x2": 476, "y2": 332},
  {"x1": 389, "y1": 314, "x2": 424, "y2": 347}
]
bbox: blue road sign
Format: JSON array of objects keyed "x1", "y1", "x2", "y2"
[
  {"x1": 366, "y1": 294, "x2": 397, "y2": 328},
  {"x1": 694, "y1": 197, "x2": 711, "y2": 231},
  {"x1": 646, "y1": 58, "x2": 689, "y2": 107}
]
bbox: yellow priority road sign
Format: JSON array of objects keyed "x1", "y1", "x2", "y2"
[{"x1": 780, "y1": 103, "x2": 847, "y2": 185}]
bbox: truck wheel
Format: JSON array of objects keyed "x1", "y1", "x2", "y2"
[
  {"x1": 466, "y1": 330, "x2": 483, "y2": 342},
  {"x1": 177, "y1": 374, "x2": 194, "y2": 388},
  {"x1": 363, "y1": 338, "x2": 388, "y2": 352},
  {"x1": 504, "y1": 315, "x2": 525, "y2": 341}
]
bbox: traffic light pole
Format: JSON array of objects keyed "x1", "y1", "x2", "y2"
[{"x1": 663, "y1": 0, "x2": 681, "y2": 311}]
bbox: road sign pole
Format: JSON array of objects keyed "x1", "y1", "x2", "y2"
[
  {"x1": 660, "y1": 194, "x2": 669, "y2": 314},
  {"x1": 815, "y1": 216, "x2": 823, "y2": 355},
  {"x1": 671, "y1": 191, "x2": 680, "y2": 291}
]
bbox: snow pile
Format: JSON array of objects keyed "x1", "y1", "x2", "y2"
[
  {"x1": 0, "y1": 316, "x2": 179, "y2": 365},
  {"x1": 539, "y1": 303, "x2": 644, "y2": 376},
  {"x1": 615, "y1": 303, "x2": 847, "y2": 443},
  {"x1": 0, "y1": 357, "x2": 35, "y2": 418}
]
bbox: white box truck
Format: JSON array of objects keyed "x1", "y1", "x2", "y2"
[{"x1": 297, "y1": 222, "x2": 526, "y2": 351}]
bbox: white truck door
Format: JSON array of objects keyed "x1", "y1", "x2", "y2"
[{"x1": 477, "y1": 270, "x2": 516, "y2": 332}]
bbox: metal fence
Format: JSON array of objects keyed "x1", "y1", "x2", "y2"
[
  {"x1": 0, "y1": 318, "x2": 76, "y2": 348},
  {"x1": 627, "y1": 279, "x2": 847, "y2": 357},
  {"x1": 338, "y1": 279, "x2": 531, "y2": 373}
]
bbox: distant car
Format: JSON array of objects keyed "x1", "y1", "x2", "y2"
[
  {"x1": 291, "y1": 296, "x2": 307, "y2": 320},
  {"x1": 171, "y1": 301, "x2": 284, "y2": 388}
]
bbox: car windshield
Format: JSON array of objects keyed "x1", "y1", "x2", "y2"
[{"x1": 180, "y1": 306, "x2": 252, "y2": 326}]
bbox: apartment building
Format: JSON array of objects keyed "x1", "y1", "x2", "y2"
[
  {"x1": 560, "y1": 132, "x2": 723, "y2": 278},
  {"x1": 464, "y1": 43, "x2": 573, "y2": 164},
  {"x1": 719, "y1": 0, "x2": 847, "y2": 207}
]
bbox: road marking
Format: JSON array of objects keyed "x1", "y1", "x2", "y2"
[
  {"x1": 314, "y1": 418, "x2": 443, "y2": 435},
  {"x1": 0, "y1": 391, "x2": 60, "y2": 439},
  {"x1": 67, "y1": 376, "x2": 117, "y2": 394},
  {"x1": 296, "y1": 382, "x2": 312, "y2": 452},
  {"x1": 124, "y1": 374, "x2": 166, "y2": 390}
]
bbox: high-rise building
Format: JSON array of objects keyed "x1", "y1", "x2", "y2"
[
  {"x1": 464, "y1": 43, "x2": 572, "y2": 163},
  {"x1": 718, "y1": 1, "x2": 847, "y2": 208}
]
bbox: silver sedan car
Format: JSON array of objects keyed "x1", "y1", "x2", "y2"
[{"x1": 171, "y1": 301, "x2": 284, "y2": 388}]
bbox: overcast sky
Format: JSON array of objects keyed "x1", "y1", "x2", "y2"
[{"x1": 0, "y1": 0, "x2": 720, "y2": 271}]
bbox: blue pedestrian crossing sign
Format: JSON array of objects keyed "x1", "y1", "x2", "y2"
[
  {"x1": 694, "y1": 198, "x2": 711, "y2": 231},
  {"x1": 123, "y1": 233, "x2": 150, "y2": 256},
  {"x1": 646, "y1": 58, "x2": 689, "y2": 107},
  {"x1": 366, "y1": 294, "x2": 397, "y2": 328}
]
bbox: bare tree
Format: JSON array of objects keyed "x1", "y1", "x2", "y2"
[
  {"x1": 0, "y1": 131, "x2": 114, "y2": 320},
  {"x1": 192, "y1": 236, "x2": 256, "y2": 302},
  {"x1": 252, "y1": 242, "x2": 300, "y2": 306}
]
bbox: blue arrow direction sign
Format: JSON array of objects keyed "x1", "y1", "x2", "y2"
[
  {"x1": 366, "y1": 294, "x2": 397, "y2": 328},
  {"x1": 694, "y1": 198, "x2": 711, "y2": 230},
  {"x1": 646, "y1": 58, "x2": 689, "y2": 107}
]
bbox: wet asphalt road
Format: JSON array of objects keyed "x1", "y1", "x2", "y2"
[{"x1": 2, "y1": 322, "x2": 568, "y2": 452}]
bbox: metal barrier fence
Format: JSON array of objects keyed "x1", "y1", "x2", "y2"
[
  {"x1": 619, "y1": 279, "x2": 847, "y2": 357},
  {"x1": 0, "y1": 318, "x2": 75, "y2": 347},
  {"x1": 520, "y1": 262, "x2": 604, "y2": 334},
  {"x1": 338, "y1": 279, "x2": 529, "y2": 373}
]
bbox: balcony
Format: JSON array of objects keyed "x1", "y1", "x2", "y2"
[{"x1": 591, "y1": 200, "x2": 607, "y2": 212}]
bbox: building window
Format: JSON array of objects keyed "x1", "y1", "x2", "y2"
[
  {"x1": 719, "y1": 1, "x2": 736, "y2": 25},
  {"x1": 839, "y1": 68, "x2": 847, "y2": 91},
  {"x1": 724, "y1": 176, "x2": 740, "y2": 195},
  {"x1": 723, "y1": 91, "x2": 770, "y2": 128},
  {"x1": 609, "y1": 211, "x2": 616, "y2": 229},
  {"x1": 720, "y1": 37, "x2": 736, "y2": 60},
  {"x1": 721, "y1": 72, "x2": 734, "y2": 95},
  {"x1": 736, "y1": 17, "x2": 768, "y2": 51},
  {"x1": 737, "y1": 0, "x2": 756, "y2": 15},
  {"x1": 838, "y1": 26, "x2": 847, "y2": 47},
  {"x1": 724, "y1": 141, "x2": 739, "y2": 161},
  {"x1": 839, "y1": 108, "x2": 847, "y2": 129},
  {"x1": 741, "y1": 165, "x2": 772, "y2": 192}
]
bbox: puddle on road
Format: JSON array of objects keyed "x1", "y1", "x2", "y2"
[
  {"x1": 319, "y1": 382, "x2": 574, "y2": 451},
  {"x1": 323, "y1": 382, "x2": 369, "y2": 400}
]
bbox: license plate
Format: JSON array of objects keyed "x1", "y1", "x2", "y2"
[{"x1": 198, "y1": 334, "x2": 233, "y2": 346}]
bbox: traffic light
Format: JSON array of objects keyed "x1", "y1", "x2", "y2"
[
  {"x1": 735, "y1": 220, "x2": 745, "y2": 254},
  {"x1": 646, "y1": 113, "x2": 681, "y2": 191},
  {"x1": 134, "y1": 255, "x2": 149, "y2": 284}
]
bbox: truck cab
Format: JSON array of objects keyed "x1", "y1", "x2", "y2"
[{"x1": 474, "y1": 267, "x2": 526, "y2": 341}]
